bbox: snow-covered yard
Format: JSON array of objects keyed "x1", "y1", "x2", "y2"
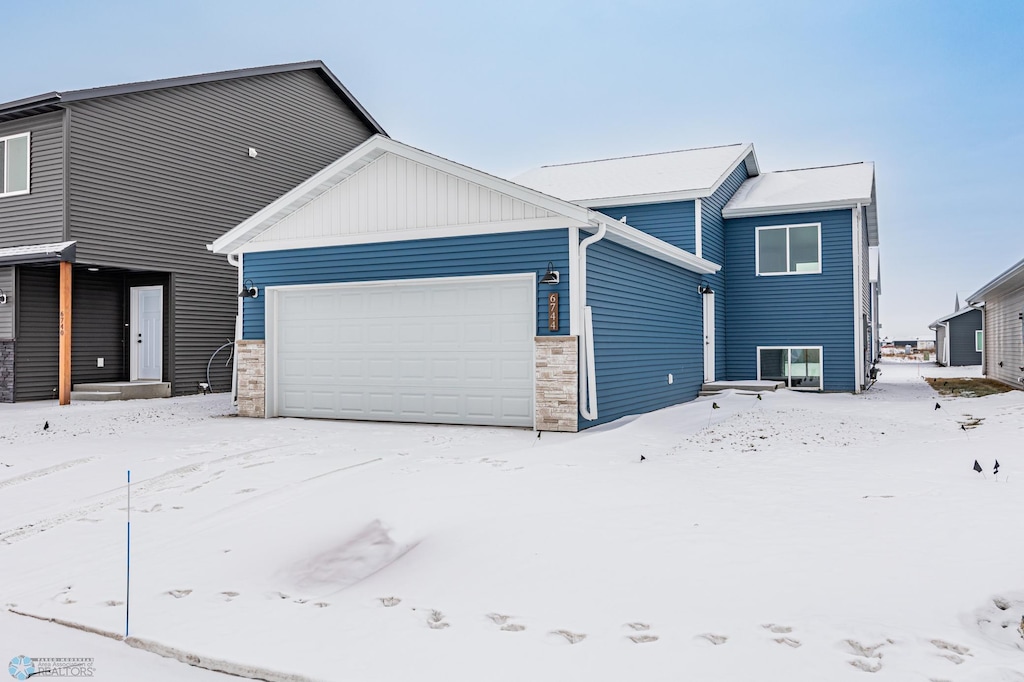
[{"x1": 1, "y1": 360, "x2": 1022, "y2": 681}]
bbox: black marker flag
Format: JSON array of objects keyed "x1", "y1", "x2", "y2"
[
  {"x1": 973, "y1": 460, "x2": 983, "y2": 473},
  {"x1": 994, "y1": 460, "x2": 1000, "y2": 475}
]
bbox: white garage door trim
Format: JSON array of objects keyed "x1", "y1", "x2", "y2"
[{"x1": 265, "y1": 273, "x2": 537, "y2": 428}]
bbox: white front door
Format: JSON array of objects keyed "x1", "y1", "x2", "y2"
[
  {"x1": 130, "y1": 286, "x2": 163, "y2": 381},
  {"x1": 703, "y1": 291, "x2": 716, "y2": 382}
]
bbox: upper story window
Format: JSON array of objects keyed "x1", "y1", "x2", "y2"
[
  {"x1": 756, "y1": 223, "x2": 821, "y2": 275},
  {"x1": 0, "y1": 132, "x2": 30, "y2": 197}
]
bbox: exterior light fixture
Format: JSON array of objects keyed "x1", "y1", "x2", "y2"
[
  {"x1": 698, "y1": 282, "x2": 714, "y2": 294},
  {"x1": 539, "y1": 262, "x2": 560, "y2": 285},
  {"x1": 238, "y1": 278, "x2": 259, "y2": 299}
]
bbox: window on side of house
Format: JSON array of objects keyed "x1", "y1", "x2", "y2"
[
  {"x1": 0, "y1": 132, "x2": 30, "y2": 197},
  {"x1": 975, "y1": 330, "x2": 983, "y2": 353},
  {"x1": 758, "y1": 346, "x2": 823, "y2": 390},
  {"x1": 756, "y1": 223, "x2": 821, "y2": 275}
]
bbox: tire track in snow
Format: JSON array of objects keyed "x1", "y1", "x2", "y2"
[
  {"x1": 0, "y1": 444, "x2": 296, "y2": 545},
  {"x1": 0, "y1": 458, "x2": 97, "y2": 492}
]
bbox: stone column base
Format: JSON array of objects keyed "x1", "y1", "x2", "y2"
[
  {"x1": 236, "y1": 339, "x2": 266, "y2": 418},
  {"x1": 535, "y1": 336, "x2": 578, "y2": 432}
]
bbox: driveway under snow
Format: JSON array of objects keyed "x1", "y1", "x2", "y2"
[{"x1": 1, "y1": 360, "x2": 1021, "y2": 681}]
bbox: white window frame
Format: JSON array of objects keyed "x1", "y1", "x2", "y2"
[
  {"x1": 755, "y1": 223, "x2": 822, "y2": 276},
  {"x1": 0, "y1": 132, "x2": 30, "y2": 198},
  {"x1": 975, "y1": 329, "x2": 983, "y2": 353},
  {"x1": 756, "y1": 345, "x2": 824, "y2": 391}
]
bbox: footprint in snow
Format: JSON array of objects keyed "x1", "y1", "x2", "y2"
[
  {"x1": 848, "y1": 658, "x2": 882, "y2": 673},
  {"x1": 380, "y1": 597, "x2": 401, "y2": 607},
  {"x1": 104, "y1": 600, "x2": 124, "y2": 607},
  {"x1": 426, "y1": 610, "x2": 450, "y2": 629},
  {"x1": 629, "y1": 634, "x2": 659, "y2": 644},
  {"x1": 774, "y1": 637, "x2": 801, "y2": 648},
  {"x1": 844, "y1": 639, "x2": 889, "y2": 659},
  {"x1": 931, "y1": 639, "x2": 971, "y2": 665},
  {"x1": 313, "y1": 602, "x2": 330, "y2": 608},
  {"x1": 762, "y1": 623, "x2": 792, "y2": 634},
  {"x1": 698, "y1": 633, "x2": 728, "y2": 645},
  {"x1": 625, "y1": 622, "x2": 651, "y2": 631},
  {"x1": 551, "y1": 630, "x2": 586, "y2": 644},
  {"x1": 166, "y1": 589, "x2": 192, "y2": 599},
  {"x1": 235, "y1": 488, "x2": 257, "y2": 494},
  {"x1": 486, "y1": 613, "x2": 511, "y2": 625},
  {"x1": 501, "y1": 624, "x2": 526, "y2": 632},
  {"x1": 220, "y1": 592, "x2": 239, "y2": 601}
]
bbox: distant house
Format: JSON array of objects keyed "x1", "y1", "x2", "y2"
[
  {"x1": 212, "y1": 137, "x2": 881, "y2": 431},
  {"x1": 929, "y1": 307, "x2": 982, "y2": 366},
  {"x1": 967, "y1": 257, "x2": 1024, "y2": 387},
  {"x1": 0, "y1": 62, "x2": 384, "y2": 403}
]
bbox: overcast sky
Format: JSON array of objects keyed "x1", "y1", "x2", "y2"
[{"x1": 6, "y1": 0, "x2": 1021, "y2": 338}]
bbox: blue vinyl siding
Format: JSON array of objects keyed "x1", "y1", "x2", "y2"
[
  {"x1": 241, "y1": 230, "x2": 570, "y2": 339},
  {"x1": 724, "y1": 209, "x2": 855, "y2": 390},
  {"x1": 701, "y1": 161, "x2": 750, "y2": 378},
  {"x1": 596, "y1": 200, "x2": 696, "y2": 253},
  {"x1": 581, "y1": 238, "x2": 703, "y2": 429}
]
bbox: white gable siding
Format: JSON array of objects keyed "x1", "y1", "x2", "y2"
[{"x1": 252, "y1": 152, "x2": 561, "y2": 244}]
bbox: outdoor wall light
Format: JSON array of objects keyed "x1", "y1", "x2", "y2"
[
  {"x1": 238, "y1": 279, "x2": 259, "y2": 299},
  {"x1": 0, "y1": 287, "x2": 6, "y2": 305},
  {"x1": 539, "y1": 262, "x2": 560, "y2": 285},
  {"x1": 698, "y1": 282, "x2": 714, "y2": 295}
]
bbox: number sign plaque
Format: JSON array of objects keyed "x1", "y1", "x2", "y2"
[{"x1": 548, "y1": 292, "x2": 559, "y2": 331}]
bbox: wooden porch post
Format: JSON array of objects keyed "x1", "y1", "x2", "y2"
[{"x1": 59, "y1": 261, "x2": 72, "y2": 405}]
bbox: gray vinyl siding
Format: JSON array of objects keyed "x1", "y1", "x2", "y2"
[
  {"x1": 948, "y1": 308, "x2": 982, "y2": 366},
  {"x1": 0, "y1": 266, "x2": 13, "y2": 338},
  {"x1": 64, "y1": 69, "x2": 375, "y2": 395},
  {"x1": 0, "y1": 111, "x2": 65, "y2": 248},
  {"x1": 71, "y1": 270, "x2": 127, "y2": 384},
  {"x1": 14, "y1": 266, "x2": 59, "y2": 401},
  {"x1": 982, "y1": 283, "x2": 1024, "y2": 385}
]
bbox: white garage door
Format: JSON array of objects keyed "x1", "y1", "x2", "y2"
[{"x1": 270, "y1": 275, "x2": 535, "y2": 427}]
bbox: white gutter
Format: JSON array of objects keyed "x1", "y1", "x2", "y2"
[{"x1": 578, "y1": 222, "x2": 608, "y2": 421}]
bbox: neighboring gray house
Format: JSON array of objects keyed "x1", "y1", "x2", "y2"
[
  {"x1": 929, "y1": 306, "x2": 983, "y2": 367},
  {"x1": 0, "y1": 62, "x2": 385, "y2": 402},
  {"x1": 967, "y1": 256, "x2": 1024, "y2": 388}
]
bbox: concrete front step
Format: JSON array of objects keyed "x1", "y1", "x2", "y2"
[
  {"x1": 71, "y1": 381, "x2": 171, "y2": 401},
  {"x1": 700, "y1": 380, "x2": 786, "y2": 396}
]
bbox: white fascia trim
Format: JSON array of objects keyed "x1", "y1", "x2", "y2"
[
  {"x1": 233, "y1": 217, "x2": 583, "y2": 255},
  {"x1": 212, "y1": 135, "x2": 597, "y2": 255},
  {"x1": 706, "y1": 144, "x2": 757, "y2": 196},
  {"x1": 590, "y1": 220, "x2": 721, "y2": 275},
  {"x1": 694, "y1": 198, "x2": 703, "y2": 259},
  {"x1": 722, "y1": 199, "x2": 870, "y2": 220},
  {"x1": 852, "y1": 204, "x2": 863, "y2": 393},
  {"x1": 574, "y1": 188, "x2": 711, "y2": 208}
]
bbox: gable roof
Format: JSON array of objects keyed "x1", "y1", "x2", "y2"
[
  {"x1": 722, "y1": 162, "x2": 878, "y2": 246},
  {"x1": 928, "y1": 305, "x2": 982, "y2": 330},
  {"x1": 511, "y1": 144, "x2": 759, "y2": 207},
  {"x1": 0, "y1": 61, "x2": 386, "y2": 135},
  {"x1": 210, "y1": 135, "x2": 720, "y2": 276},
  {"x1": 967, "y1": 256, "x2": 1024, "y2": 304}
]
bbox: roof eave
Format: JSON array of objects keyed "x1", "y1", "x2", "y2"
[
  {"x1": 967, "y1": 256, "x2": 1024, "y2": 304},
  {"x1": 574, "y1": 187, "x2": 712, "y2": 208},
  {"x1": 722, "y1": 199, "x2": 871, "y2": 220}
]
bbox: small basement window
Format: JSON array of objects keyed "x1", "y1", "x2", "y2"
[
  {"x1": 975, "y1": 330, "x2": 983, "y2": 353},
  {"x1": 756, "y1": 223, "x2": 821, "y2": 275},
  {"x1": 0, "y1": 132, "x2": 30, "y2": 197},
  {"x1": 758, "y1": 346, "x2": 823, "y2": 390}
]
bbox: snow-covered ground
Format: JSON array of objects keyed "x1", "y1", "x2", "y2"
[{"x1": 1, "y1": 360, "x2": 1022, "y2": 681}]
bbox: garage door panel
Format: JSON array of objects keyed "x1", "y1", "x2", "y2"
[{"x1": 274, "y1": 276, "x2": 535, "y2": 426}]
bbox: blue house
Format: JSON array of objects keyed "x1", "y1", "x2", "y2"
[{"x1": 211, "y1": 137, "x2": 880, "y2": 431}]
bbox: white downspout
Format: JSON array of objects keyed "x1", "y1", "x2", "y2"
[
  {"x1": 228, "y1": 253, "x2": 242, "y2": 403},
  {"x1": 578, "y1": 222, "x2": 607, "y2": 421}
]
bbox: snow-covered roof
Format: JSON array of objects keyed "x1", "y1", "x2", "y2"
[
  {"x1": 722, "y1": 162, "x2": 878, "y2": 246},
  {"x1": 928, "y1": 306, "x2": 981, "y2": 330},
  {"x1": 0, "y1": 240, "x2": 76, "y2": 266},
  {"x1": 967, "y1": 256, "x2": 1024, "y2": 304},
  {"x1": 511, "y1": 144, "x2": 759, "y2": 207}
]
